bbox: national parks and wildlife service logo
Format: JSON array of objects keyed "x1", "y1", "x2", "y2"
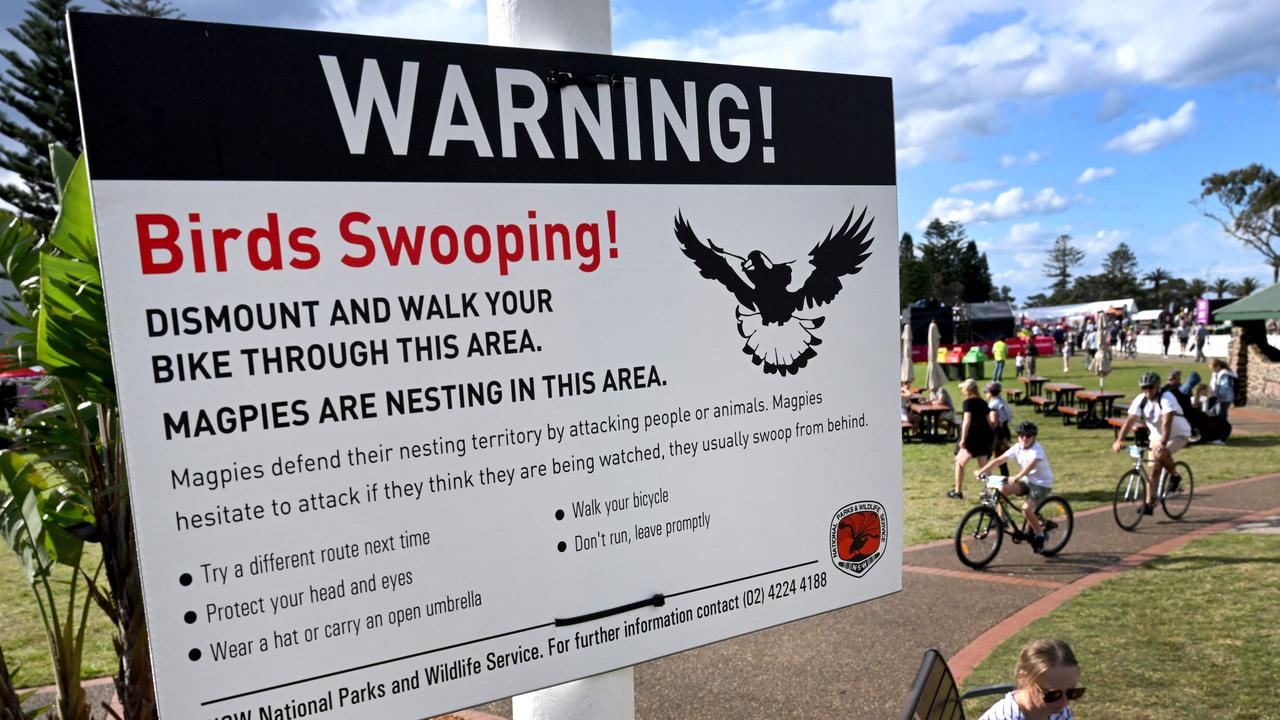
[{"x1": 830, "y1": 501, "x2": 886, "y2": 577}]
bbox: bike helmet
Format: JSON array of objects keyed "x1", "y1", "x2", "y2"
[
  {"x1": 1016, "y1": 420, "x2": 1038, "y2": 436},
  {"x1": 1139, "y1": 371, "x2": 1161, "y2": 388}
]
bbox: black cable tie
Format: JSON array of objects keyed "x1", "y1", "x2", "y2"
[
  {"x1": 546, "y1": 70, "x2": 624, "y2": 89},
  {"x1": 554, "y1": 593, "x2": 665, "y2": 627}
]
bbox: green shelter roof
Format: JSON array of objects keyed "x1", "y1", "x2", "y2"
[{"x1": 1215, "y1": 283, "x2": 1280, "y2": 321}]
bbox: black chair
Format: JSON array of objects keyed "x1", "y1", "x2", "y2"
[{"x1": 900, "y1": 648, "x2": 1013, "y2": 720}]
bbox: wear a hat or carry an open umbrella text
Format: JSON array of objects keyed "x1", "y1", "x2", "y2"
[
  {"x1": 901, "y1": 323, "x2": 915, "y2": 386},
  {"x1": 925, "y1": 320, "x2": 948, "y2": 392}
]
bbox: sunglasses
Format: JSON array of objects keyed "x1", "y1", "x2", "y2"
[{"x1": 1037, "y1": 685, "x2": 1087, "y2": 703}]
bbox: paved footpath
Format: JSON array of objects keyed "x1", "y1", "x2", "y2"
[{"x1": 462, "y1": 472, "x2": 1280, "y2": 720}]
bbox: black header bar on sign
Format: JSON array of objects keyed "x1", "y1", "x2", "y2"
[{"x1": 69, "y1": 13, "x2": 895, "y2": 185}]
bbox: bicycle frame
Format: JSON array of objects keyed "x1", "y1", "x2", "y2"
[
  {"x1": 978, "y1": 477, "x2": 1039, "y2": 542},
  {"x1": 1125, "y1": 445, "x2": 1170, "y2": 499}
]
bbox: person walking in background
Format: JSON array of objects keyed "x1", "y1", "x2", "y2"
[
  {"x1": 1161, "y1": 323, "x2": 1173, "y2": 355},
  {"x1": 1177, "y1": 320, "x2": 1191, "y2": 356},
  {"x1": 1210, "y1": 358, "x2": 1237, "y2": 427},
  {"x1": 950, "y1": 378, "x2": 993, "y2": 500},
  {"x1": 978, "y1": 638, "x2": 1083, "y2": 720},
  {"x1": 1194, "y1": 322, "x2": 1208, "y2": 363},
  {"x1": 1025, "y1": 338, "x2": 1038, "y2": 377},
  {"x1": 1061, "y1": 329, "x2": 1073, "y2": 373},
  {"x1": 1084, "y1": 325, "x2": 1098, "y2": 371},
  {"x1": 987, "y1": 382, "x2": 1013, "y2": 477},
  {"x1": 992, "y1": 337, "x2": 1009, "y2": 382}
]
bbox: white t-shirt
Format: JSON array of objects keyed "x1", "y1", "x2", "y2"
[
  {"x1": 1127, "y1": 390, "x2": 1192, "y2": 440},
  {"x1": 999, "y1": 441, "x2": 1054, "y2": 487},
  {"x1": 979, "y1": 692, "x2": 1074, "y2": 720}
]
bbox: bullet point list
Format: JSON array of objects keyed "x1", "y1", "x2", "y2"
[
  {"x1": 557, "y1": 541, "x2": 567, "y2": 552},
  {"x1": 555, "y1": 509, "x2": 565, "y2": 520},
  {"x1": 184, "y1": 611, "x2": 197, "y2": 624},
  {"x1": 188, "y1": 648, "x2": 201, "y2": 662},
  {"x1": 179, "y1": 573, "x2": 193, "y2": 587}
]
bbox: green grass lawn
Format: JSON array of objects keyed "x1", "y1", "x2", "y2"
[
  {"x1": 961, "y1": 531, "x2": 1280, "y2": 720},
  {"x1": 2, "y1": 356, "x2": 1277, "y2": 688},
  {"x1": 0, "y1": 545, "x2": 116, "y2": 689},
  {"x1": 903, "y1": 354, "x2": 1280, "y2": 545}
]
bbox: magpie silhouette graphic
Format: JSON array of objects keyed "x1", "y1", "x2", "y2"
[
  {"x1": 839, "y1": 517, "x2": 881, "y2": 562},
  {"x1": 674, "y1": 207, "x2": 875, "y2": 375}
]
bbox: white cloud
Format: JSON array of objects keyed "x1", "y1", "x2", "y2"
[
  {"x1": 950, "y1": 178, "x2": 1006, "y2": 194},
  {"x1": 618, "y1": 2, "x2": 1280, "y2": 167},
  {"x1": 1077, "y1": 166, "x2": 1116, "y2": 184},
  {"x1": 920, "y1": 186, "x2": 1069, "y2": 228},
  {"x1": 1000, "y1": 150, "x2": 1043, "y2": 167},
  {"x1": 1105, "y1": 101, "x2": 1197, "y2": 154},
  {"x1": 1083, "y1": 229, "x2": 1130, "y2": 260},
  {"x1": 750, "y1": 0, "x2": 795, "y2": 12},
  {"x1": 311, "y1": 0, "x2": 485, "y2": 43},
  {"x1": 1097, "y1": 89, "x2": 1130, "y2": 121},
  {"x1": 0, "y1": 170, "x2": 18, "y2": 214}
]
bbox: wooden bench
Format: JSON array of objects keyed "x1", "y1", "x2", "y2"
[
  {"x1": 1108, "y1": 417, "x2": 1150, "y2": 445},
  {"x1": 1005, "y1": 389, "x2": 1022, "y2": 403},
  {"x1": 1058, "y1": 405, "x2": 1083, "y2": 425},
  {"x1": 900, "y1": 648, "x2": 1013, "y2": 720},
  {"x1": 903, "y1": 420, "x2": 917, "y2": 442},
  {"x1": 1028, "y1": 396, "x2": 1054, "y2": 413}
]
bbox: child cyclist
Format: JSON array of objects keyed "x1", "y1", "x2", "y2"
[{"x1": 973, "y1": 421, "x2": 1056, "y2": 554}]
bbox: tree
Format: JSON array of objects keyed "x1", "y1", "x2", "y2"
[
  {"x1": 1042, "y1": 234, "x2": 1084, "y2": 302},
  {"x1": 1186, "y1": 278, "x2": 1209, "y2": 301},
  {"x1": 992, "y1": 285, "x2": 1015, "y2": 303},
  {"x1": 1200, "y1": 164, "x2": 1280, "y2": 283},
  {"x1": 1211, "y1": 277, "x2": 1234, "y2": 298},
  {"x1": 1144, "y1": 267, "x2": 1172, "y2": 308},
  {"x1": 0, "y1": 0, "x2": 82, "y2": 233},
  {"x1": 957, "y1": 239, "x2": 994, "y2": 303},
  {"x1": 916, "y1": 220, "x2": 995, "y2": 305},
  {"x1": 0, "y1": 0, "x2": 181, "y2": 234},
  {"x1": 103, "y1": 0, "x2": 182, "y2": 16},
  {"x1": 1235, "y1": 276, "x2": 1260, "y2": 297},
  {"x1": 898, "y1": 232, "x2": 929, "y2": 309}
]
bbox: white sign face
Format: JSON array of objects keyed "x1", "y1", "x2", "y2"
[{"x1": 71, "y1": 14, "x2": 900, "y2": 719}]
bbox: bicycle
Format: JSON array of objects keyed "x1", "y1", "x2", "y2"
[
  {"x1": 954, "y1": 476, "x2": 1074, "y2": 569},
  {"x1": 1112, "y1": 445, "x2": 1194, "y2": 530}
]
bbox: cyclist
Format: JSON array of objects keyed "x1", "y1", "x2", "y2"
[
  {"x1": 1111, "y1": 371, "x2": 1191, "y2": 514},
  {"x1": 973, "y1": 420, "x2": 1055, "y2": 553}
]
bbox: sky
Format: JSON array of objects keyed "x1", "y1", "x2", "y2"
[{"x1": 2, "y1": 0, "x2": 1279, "y2": 306}]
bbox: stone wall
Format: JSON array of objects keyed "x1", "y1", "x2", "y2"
[{"x1": 1229, "y1": 323, "x2": 1280, "y2": 409}]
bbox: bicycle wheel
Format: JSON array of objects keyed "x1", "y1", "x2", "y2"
[
  {"x1": 1113, "y1": 469, "x2": 1146, "y2": 531},
  {"x1": 1036, "y1": 496, "x2": 1074, "y2": 556},
  {"x1": 955, "y1": 505, "x2": 1003, "y2": 569},
  {"x1": 1162, "y1": 461, "x2": 1195, "y2": 519}
]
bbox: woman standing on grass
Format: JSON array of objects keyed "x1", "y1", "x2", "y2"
[
  {"x1": 949, "y1": 378, "x2": 992, "y2": 500},
  {"x1": 980, "y1": 638, "x2": 1084, "y2": 720}
]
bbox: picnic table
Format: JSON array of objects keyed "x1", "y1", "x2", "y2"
[
  {"x1": 1016, "y1": 375, "x2": 1048, "y2": 404},
  {"x1": 1042, "y1": 382, "x2": 1084, "y2": 417},
  {"x1": 909, "y1": 403, "x2": 953, "y2": 443},
  {"x1": 1074, "y1": 390, "x2": 1126, "y2": 429}
]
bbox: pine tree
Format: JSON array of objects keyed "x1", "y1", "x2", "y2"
[
  {"x1": 1042, "y1": 234, "x2": 1084, "y2": 302},
  {"x1": 957, "y1": 239, "x2": 994, "y2": 303},
  {"x1": 1099, "y1": 241, "x2": 1140, "y2": 298},
  {"x1": 0, "y1": 0, "x2": 82, "y2": 233},
  {"x1": 103, "y1": 0, "x2": 182, "y2": 17}
]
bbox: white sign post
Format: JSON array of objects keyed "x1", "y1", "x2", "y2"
[
  {"x1": 69, "y1": 11, "x2": 901, "y2": 719},
  {"x1": 488, "y1": 1, "x2": 629, "y2": 716}
]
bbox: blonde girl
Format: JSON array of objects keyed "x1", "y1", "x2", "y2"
[{"x1": 979, "y1": 639, "x2": 1084, "y2": 720}]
